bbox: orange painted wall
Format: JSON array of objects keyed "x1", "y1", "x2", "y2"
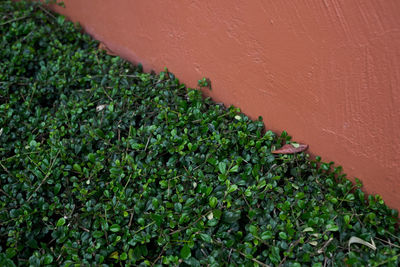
[{"x1": 52, "y1": 0, "x2": 400, "y2": 211}]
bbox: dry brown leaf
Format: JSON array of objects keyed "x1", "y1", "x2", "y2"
[
  {"x1": 271, "y1": 143, "x2": 308, "y2": 154},
  {"x1": 96, "y1": 104, "x2": 107, "y2": 112},
  {"x1": 348, "y1": 236, "x2": 376, "y2": 251},
  {"x1": 98, "y1": 42, "x2": 117, "y2": 56}
]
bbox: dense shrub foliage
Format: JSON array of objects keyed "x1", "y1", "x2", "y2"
[{"x1": 0, "y1": 1, "x2": 399, "y2": 266}]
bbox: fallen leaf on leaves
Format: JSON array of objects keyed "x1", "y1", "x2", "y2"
[
  {"x1": 271, "y1": 143, "x2": 308, "y2": 154},
  {"x1": 348, "y1": 236, "x2": 376, "y2": 251},
  {"x1": 96, "y1": 104, "x2": 107, "y2": 112},
  {"x1": 98, "y1": 42, "x2": 117, "y2": 56}
]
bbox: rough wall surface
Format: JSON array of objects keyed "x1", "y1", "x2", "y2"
[{"x1": 52, "y1": 0, "x2": 400, "y2": 210}]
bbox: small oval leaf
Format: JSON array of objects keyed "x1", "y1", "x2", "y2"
[
  {"x1": 56, "y1": 217, "x2": 66, "y2": 227},
  {"x1": 110, "y1": 224, "x2": 121, "y2": 232}
]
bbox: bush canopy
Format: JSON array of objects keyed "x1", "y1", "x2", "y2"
[{"x1": 0, "y1": 1, "x2": 399, "y2": 266}]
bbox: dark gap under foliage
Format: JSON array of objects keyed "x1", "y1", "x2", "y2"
[{"x1": 0, "y1": 1, "x2": 399, "y2": 266}]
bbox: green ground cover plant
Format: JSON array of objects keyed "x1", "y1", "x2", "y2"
[{"x1": 0, "y1": 1, "x2": 399, "y2": 266}]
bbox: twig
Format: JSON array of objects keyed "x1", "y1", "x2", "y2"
[
  {"x1": 0, "y1": 15, "x2": 29, "y2": 26},
  {"x1": 384, "y1": 230, "x2": 400, "y2": 241},
  {"x1": 125, "y1": 126, "x2": 132, "y2": 154},
  {"x1": 103, "y1": 87, "x2": 114, "y2": 101},
  {"x1": 27, "y1": 150, "x2": 60, "y2": 202},
  {"x1": 128, "y1": 213, "x2": 134, "y2": 228},
  {"x1": 168, "y1": 210, "x2": 212, "y2": 236},
  {"x1": 214, "y1": 239, "x2": 271, "y2": 267},
  {"x1": 0, "y1": 162, "x2": 13, "y2": 177},
  {"x1": 323, "y1": 257, "x2": 328, "y2": 267},
  {"x1": 133, "y1": 221, "x2": 155, "y2": 234},
  {"x1": 318, "y1": 237, "x2": 333, "y2": 254},
  {"x1": 201, "y1": 248, "x2": 209, "y2": 258},
  {"x1": 121, "y1": 74, "x2": 141, "y2": 79},
  {"x1": 37, "y1": 5, "x2": 56, "y2": 21},
  {"x1": 79, "y1": 226, "x2": 90, "y2": 232},
  {"x1": 375, "y1": 253, "x2": 400, "y2": 266},
  {"x1": 0, "y1": 188, "x2": 15, "y2": 201},
  {"x1": 117, "y1": 120, "x2": 122, "y2": 142},
  {"x1": 27, "y1": 155, "x2": 46, "y2": 175},
  {"x1": 278, "y1": 239, "x2": 301, "y2": 266},
  {"x1": 144, "y1": 135, "x2": 151, "y2": 152},
  {"x1": 375, "y1": 236, "x2": 400, "y2": 249},
  {"x1": 227, "y1": 248, "x2": 232, "y2": 263},
  {"x1": 151, "y1": 244, "x2": 167, "y2": 266},
  {"x1": 241, "y1": 193, "x2": 252, "y2": 210}
]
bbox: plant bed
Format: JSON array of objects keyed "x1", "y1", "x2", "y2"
[{"x1": 0, "y1": 1, "x2": 399, "y2": 266}]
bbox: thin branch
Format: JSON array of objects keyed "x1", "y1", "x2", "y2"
[
  {"x1": 318, "y1": 237, "x2": 333, "y2": 254},
  {"x1": 128, "y1": 213, "x2": 134, "y2": 228},
  {"x1": 151, "y1": 244, "x2": 167, "y2": 266},
  {"x1": 214, "y1": 239, "x2": 271, "y2": 267},
  {"x1": 144, "y1": 135, "x2": 151, "y2": 152},
  {"x1": 0, "y1": 188, "x2": 15, "y2": 201},
  {"x1": 37, "y1": 5, "x2": 56, "y2": 21},
  {"x1": 278, "y1": 239, "x2": 301, "y2": 267},
  {"x1": 0, "y1": 162, "x2": 13, "y2": 177},
  {"x1": 0, "y1": 15, "x2": 29, "y2": 26},
  {"x1": 375, "y1": 236, "x2": 400, "y2": 249},
  {"x1": 27, "y1": 150, "x2": 60, "y2": 202},
  {"x1": 168, "y1": 210, "x2": 212, "y2": 236}
]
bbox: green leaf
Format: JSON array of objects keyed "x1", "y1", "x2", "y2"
[
  {"x1": 93, "y1": 231, "x2": 104, "y2": 238},
  {"x1": 29, "y1": 140, "x2": 37, "y2": 147},
  {"x1": 73, "y1": 163, "x2": 82, "y2": 173},
  {"x1": 54, "y1": 183, "x2": 61, "y2": 194},
  {"x1": 88, "y1": 153, "x2": 96, "y2": 162},
  {"x1": 326, "y1": 224, "x2": 339, "y2": 232},
  {"x1": 222, "y1": 210, "x2": 241, "y2": 223},
  {"x1": 174, "y1": 203, "x2": 182, "y2": 213},
  {"x1": 43, "y1": 254, "x2": 53, "y2": 264},
  {"x1": 261, "y1": 231, "x2": 273, "y2": 240},
  {"x1": 297, "y1": 200, "x2": 306, "y2": 209},
  {"x1": 230, "y1": 165, "x2": 239, "y2": 173},
  {"x1": 269, "y1": 246, "x2": 281, "y2": 264},
  {"x1": 120, "y1": 252, "x2": 128, "y2": 260},
  {"x1": 171, "y1": 129, "x2": 177, "y2": 137},
  {"x1": 0, "y1": 253, "x2": 16, "y2": 266},
  {"x1": 218, "y1": 162, "x2": 226, "y2": 174},
  {"x1": 110, "y1": 224, "x2": 121, "y2": 232},
  {"x1": 209, "y1": 197, "x2": 218, "y2": 208},
  {"x1": 56, "y1": 15, "x2": 65, "y2": 25},
  {"x1": 227, "y1": 184, "x2": 238, "y2": 194},
  {"x1": 346, "y1": 194, "x2": 355, "y2": 201},
  {"x1": 152, "y1": 198, "x2": 159, "y2": 209},
  {"x1": 5, "y1": 248, "x2": 17, "y2": 259},
  {"x1": 180, "y1": 245, "x2": 191, "y2": 259},
  {"x1": 279, "y1": 232, "x2": 288, "y2": 240},
  {"x1": 213, "y1": 209, "x2": 222, "y2": 219},
  {"x1": 249, "y1": 225, "x2": 258, "y2": 235},
  {"x1": 108, "y1": 103, "x2": 114, "y2": 112},
  {"x1": 199, "y1": 233, "x2": 212, "y2": 243},
  {"x1": 56, "y1": 218, "x2": 66, "y2": 227},
  {"x1": 302, "y1": 227, "x2": 314, "y2": 232},
  {"x1": 344, "y1": 215, "x2": 350, "y2": 224},
  {"x1": 109, "y1": 251, "x2": 119, "y2": 260}
]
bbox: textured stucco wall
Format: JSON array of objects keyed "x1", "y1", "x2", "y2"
[{"x1": 52, "y1": 0, "x2": 400, "y2": 210}]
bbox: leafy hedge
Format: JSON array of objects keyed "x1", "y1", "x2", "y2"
[{"x1": 0, "y1": 1, "x2": 399, "y2": 266}]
